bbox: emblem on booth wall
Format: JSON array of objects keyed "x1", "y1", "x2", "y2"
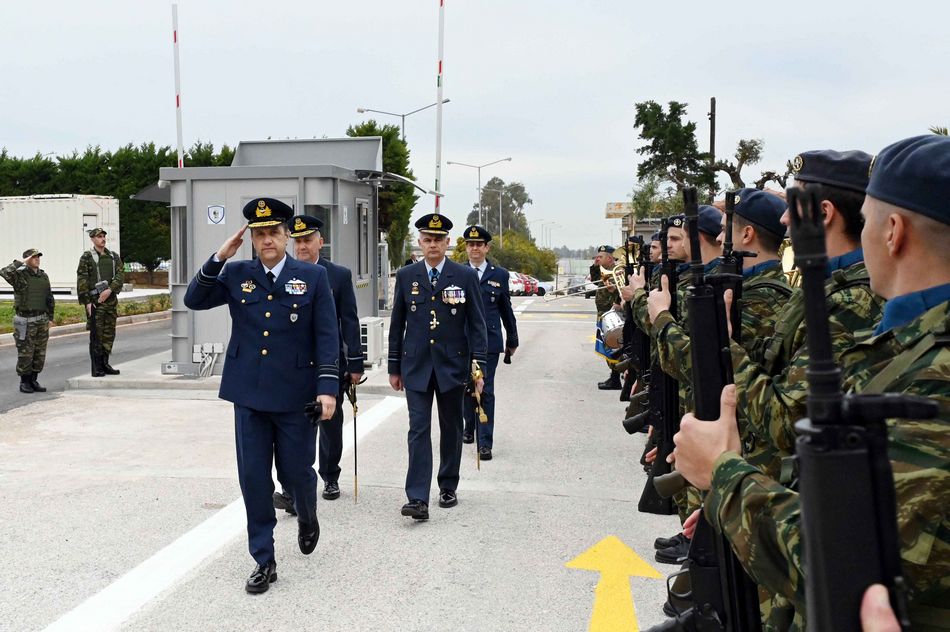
[{"x1": 207, "y1": 205, "x2": 226, "y2": 225}]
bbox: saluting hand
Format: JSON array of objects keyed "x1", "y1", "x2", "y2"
[
  {"x1": 647, "y1": 274, "x2": 672, "y2": 323},
  {"x1": 317, "y1": 394, "x2": 336, "y2": 421},
  {"x1": 216, "y1": 224, "x2": 248, "y2": 262}
]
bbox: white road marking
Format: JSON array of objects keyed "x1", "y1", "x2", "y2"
[
  {"x1": 513, "y1": 298, "x2": 535, "y2": 314},
  {"x1": 43, "y1": 395, "x2": 406, "y2": 632}
]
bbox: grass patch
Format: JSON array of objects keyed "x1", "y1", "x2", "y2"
[{"x1": 0, "y1": 295, "x2": 170, "y2": 335}]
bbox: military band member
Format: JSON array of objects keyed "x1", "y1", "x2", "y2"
[
  {"x1": 1, "y1": 248, "x2": 54, "y2": 393},
  {"x1": 460, "y1": 225, "x2": 518, "y2": 460},
  {"x1": 271, "y1": 215, "x2": 364, "y2": 508},
  {"x1": 184, "y1": 198, "x2": 339, "y2": 594},
  {"x1": 77, "y1": 228, "x2": 124, "y2": 377},
  {"x1": 595, "y1": 245, "x2": 622, "y2": 390},
  {"x1": 388, "y1": 213, "x2": 488, "y2": 520}
]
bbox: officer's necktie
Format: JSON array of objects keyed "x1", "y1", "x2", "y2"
[
  {"x1": 476, "y1": 266, "x2": 483, "y2": 281},
  {"x1": 429, "y1": 267, "x2": 439, "y2": 288},
  {"x1": 266, "y1": 271, "x2": 276, "y2": 288}
]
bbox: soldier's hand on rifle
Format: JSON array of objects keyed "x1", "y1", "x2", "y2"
[
  {"x1": 86, "y1": 303, "x2": 93, "y2": 317},
  {"x1": 682, "y1": 508, "x2": 701, "y2": 539},
  {"x1": 644, "y1": 446, "x2": 657, "y2": 464},
  {"x1": 671, "y1": 384, "x2": 741, "y2": 490},
  {"x1": 723, "y1": 288, "x2": 735, "y2": 338},
  {"x1": 316, "y1": 394, "x2": 336, "y2": 420},
  {"x1": 626, "y1": 269, "x2": 647, "y2": 294},
  {"x1": 216, "y1": 224, "x2": 249, "y2": 262},
  {"x1": 97, "y1": 288, "x2": 112, "y2": 303},
  {"x1": 860, "y1": 584, "x2": 901, "y2": 632},
  {"x1": 647, "y1": 274, "x2": 672, "y2": 323}
]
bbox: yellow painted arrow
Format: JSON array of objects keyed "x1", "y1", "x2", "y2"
[{"x1": 566, "y1": 536, "x2": 663, "y2": 632}]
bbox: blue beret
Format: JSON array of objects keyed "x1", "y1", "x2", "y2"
[
  {"x1": 243, "y1": 197, "x2": 294, "y2": 228},
  {"x1": 867, "y1": 135, "x2": 950, "y2": 226},
  {"x1": 415, "y1": 213, "x2": 453, "y2": 235},
  {"x1": 667, "y1": 214, "x2": 685, "y2": 229},
  {"x1": 790, "y1": 149, "x2": 873, "y2": 193},
  {"x1": 288, "y1": 214, "x2": 324, "y2": 238},
  {"x1": 698, "y1": 205, "x2": 723, "y2": 237},
  {"x1": 597, "y1": 245, "x2": 615, "y2": 254},
  {"x1": 650, "y1": 232, "x2": 661, "y2": 241},
  {"x1": 733, "y1": 188, "x2": 787, "y2": 237},
  {"x1": 463, "y1": 225, "x2": 492, "y2": 242}
]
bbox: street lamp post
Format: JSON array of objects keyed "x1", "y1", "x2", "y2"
[
  {"x1": 446, "y1": 157, "x2": 512, "y2": 225},
  {"x1": 356, "y1": 99, "x2": 451, "y2": 142},
  {"x1": 483, "y1": 187, "x2": 505, "y2": 247}
]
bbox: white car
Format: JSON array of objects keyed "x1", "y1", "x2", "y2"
[{"x1": 508, "y1": 271, "x2": 525, "y2": 296}]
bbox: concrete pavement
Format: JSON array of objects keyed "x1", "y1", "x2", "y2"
[{"x1": 0, "y1": 295, "x2": 680, "y2": 631}]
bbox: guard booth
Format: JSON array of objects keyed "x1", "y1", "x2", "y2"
[{"x1": 157, "y1": 137, "x2": 382, "y2": 376}]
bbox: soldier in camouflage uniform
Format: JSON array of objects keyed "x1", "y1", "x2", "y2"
[
  {"x1": 76, "y1": 228, "x2": 124, "y2": 377},
  {"x1": 1, "y1": 248, "x2": 54, "y2": 393},
  {"x1": 673, "y1": 134, "x2": 950, "y2": 631},
  {"x1": 594, "y1": 245, "x2": 623, "y2": 389}
]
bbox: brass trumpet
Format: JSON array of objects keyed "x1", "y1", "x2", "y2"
[{"x1": 543, "y1": 265, "x2": 627, "y2": 301}]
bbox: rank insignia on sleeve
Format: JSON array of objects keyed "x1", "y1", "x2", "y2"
[
  {"x1": 285, "y1": 278, "x2": 307, "y2": 295},
  {"x1": 241, "y1": 280, "x2": 257, "y2": 293}
]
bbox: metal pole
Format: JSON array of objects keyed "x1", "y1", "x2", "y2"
[
  {"x1": 433, "y1": 0, "x2": 445, "y2": 211},
  {"x1": 172, "y1": 4, "x2": 184, "y2": 169},
  {"x1": 401, "y1": 114, "x2": 406, "y2": 142},
  {"x1": 477, "y1": 167, "x2": 482, "y2": 225},
  {"x1": 497, "y1": 190, "x2": 503, "y2": 247},
  {"x1": 708, "y1": 96, "x2": 716, "y2": 202}
]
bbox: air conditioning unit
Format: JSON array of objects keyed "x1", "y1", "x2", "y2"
[{"x1": 360, "y1": 317, "x2": 385, "y2": 367}]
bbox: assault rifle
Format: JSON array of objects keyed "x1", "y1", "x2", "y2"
[
  {"x1": 622, "y1": 236, "x2": 656, "y2": 431},
  {"x1": 647, "y1": 187, "x2": 762, "y2": 632},
  {"x1": 789, "y1": 186, "x2": 937, "y2": 631},
  {"x1": 636, "y1": 216, "x2": 680, "y2": 516}
]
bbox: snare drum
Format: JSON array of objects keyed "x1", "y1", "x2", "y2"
[{"x1": 600, "y1": 310, "x2": 626, "y2": 349}]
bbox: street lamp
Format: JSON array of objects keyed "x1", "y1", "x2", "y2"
[
  {"x1": 483, "y1": 187, "x2": 505, "y2": 247},
  {"x1": 540, "y1": 221, "x2": 558, "y2": 248},
  {"x1": 356, "y1": 98, "x2": 451, "y2": 142},
  {"x1": 446, "y1": 157, "x2": 512, "y2": 225}
]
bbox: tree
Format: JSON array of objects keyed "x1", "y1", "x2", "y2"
[
  {"x1": 753, "y1": 159, "x2": 794, "y2": 190},
  {"x1": 713, "y1": 138, "x2": 764, "y2": 189},
  {"x1": 346, "y1": 121, "x2": 418, "y2": 268},
  {"x1": 634, "y1": 100, "x2": 714, "y2": 192},
  {"x1": 931, "y1": 125, "x2": 949, "y2": 136},
  {"x1": 451, "y1": 231, "x2": 556, "y2": 280},
  {"x1": 464, "y1": 176, "x2": 532, "y2": 237},
  {"x1": 629, "y1": 173, "x2": 683, "y2": 220}
]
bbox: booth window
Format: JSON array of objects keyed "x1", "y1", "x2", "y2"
[
  {"x1": 358, "y1": 201, "x2": 370, "y2": 276},
  {"x1": 171, "y1": 206, "x2": 188, "y2": 284}
]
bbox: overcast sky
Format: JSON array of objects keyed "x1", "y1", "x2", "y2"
[{"x1": 3, "y1": 1, "x2": 948, "y2": 249}]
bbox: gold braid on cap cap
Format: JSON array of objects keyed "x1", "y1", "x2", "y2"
[
  {"x1": 429, "y1": 215, "x2": 443, "y2": 229},
  {"x1": 293, "y1": 218, "x2": 306, "y2": 232},
  {"x1": 469, "y1": 227, "x2": 479, "y2": 237},
  {"x1": 256, "y1": 200, "x2": 272, "y2": 218}
]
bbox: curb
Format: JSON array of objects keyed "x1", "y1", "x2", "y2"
[{"x1": 0, "y1": 310, "x2": 171, "y2": 348}]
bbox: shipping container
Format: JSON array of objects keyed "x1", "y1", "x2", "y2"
[{"x1": 0, "y1": 194, "x2": 121, "y2": 294}]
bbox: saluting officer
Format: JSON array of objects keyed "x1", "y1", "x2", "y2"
[
  {"x1": 1, "y1": 248, "x2": 54, "y2": 393},
  {"x1": 388, "y1": 213, "x2": 488, "y2": 521},
  {"x1": 271, "y1": 214, "x2": 363, "y2": 508},
  {"x1": 184, "y1": 198, "x2": 339, "y2": 594},
  {"x1": 460, "y1": 225, "x2": 518, "y2": 460}
]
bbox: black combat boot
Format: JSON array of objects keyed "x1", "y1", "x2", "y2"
[
  {"x1": 29, "y1": 372, "x2": 47, "y2": 392},
  {"x1": 19, "y1": 374, "x2": 34, "y2": 393},
  {"x1": 101, "y1": 354, "x2": 120, "y2": 375},
  {"x1": 597, "y1": 372, "x2": 622, "y2": 390},
  {"x1": 91, "y1": 352, "x2": 106, "y2": 377}
]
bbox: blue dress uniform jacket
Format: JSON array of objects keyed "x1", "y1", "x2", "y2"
[
  {"x1": 317, "y1": 258, "x2": 365, "y2": 375},
  {"x1": 184, "y1": 255, "x2": 340, "y2": 409},
  {"x1": 388, "y1": 258, "x2": 488, "y2": 391},
  {"x1": 476, "y1": 260, "x2": 518, "y2": 353}
]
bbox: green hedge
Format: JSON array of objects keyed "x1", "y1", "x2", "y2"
[{"x1": 0, "y1": 295, "x2": 170, "y2": 335}]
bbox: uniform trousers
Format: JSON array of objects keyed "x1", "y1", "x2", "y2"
[
  {"x1": 234, "y1": 405, "x2": 317, "y2": 566},
  {"x1": 317, "y1": 381, "x2": 346, "y2": 484},
  {"x1": 405, "y1": 373, "x2": 464, "y2": 504},
  {"x1": 463, "y1": 352, "x2": 500, "y2": 449}
]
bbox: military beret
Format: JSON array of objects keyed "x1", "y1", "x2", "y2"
[
  {"x1": 22, "y1": 248, "x2": 42, "y2": 259},
  {"x1": 596, "y1": 245, "x2": 615, "y2": 254},
  {"x1": 733, "y1": 188, "x2": 787, "y2": 237},
  {"x1": 463, "y1": 225, "x2": 492, "y2": 242},
  {"x1": 790, "y1": 149, "x2": 873, "y2": 193},
  {"x1": 288, "y1": 214, "x2": 324, "y2": 238},
  {"x1": 243, "y1": 197, "x2": 294, "y2": 228},
  {"x1": 866, "y1": 134, "x2": 950, "y2": 226},
  {"x1": 415, "y1": 213, "x2": 452, "y2": 235},
  {"x1": 667, "y1": 214, "x2": 686, "y2": 229},
  {"x1": 650, "y1": 232, "x2": 661, "y2": 241},
  {"x1": 88, "y1": 227, "x2": 107, "y2": 237},
  {"x1": 698, "y1": 205, "x2": 723, "y2": 237}
]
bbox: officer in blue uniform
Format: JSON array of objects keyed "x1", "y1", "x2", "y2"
[
  {"x1": 184, "y1": 198, "x2": 339, "y2": 594},
  {"x1": 388, "y1": 213, "x2": 488, "y2": 520},
  {"x1": 460, "y1": 225, "x2": 518, "y2": 460},
  {"x1": 271, "y1": 214, "x2": 363, "y2": 506}
]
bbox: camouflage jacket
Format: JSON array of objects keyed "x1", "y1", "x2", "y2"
[
  {"x1": 730, "y1": 261, "x2": 885, "y2": 463},
  {"x1": 705, "y1": 299, "x2": 950, "y2": 627},
  {"x1": 652, "y1": 261, "x2": 791, "y2": 473},
  {"x1": 595, "y1": 284, "x2": 620, "y2": 318},
  {"x1": 1, "y1": 261, "x2": 55, "y2": 316},
  {"x1": 76, "y1": 248, "x2": 124, "y2": 306}
]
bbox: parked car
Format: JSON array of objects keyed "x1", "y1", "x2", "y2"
[
  {"x1": 517, "y1": 273, "x2": 538, "y2": 296},
  {"x1": 536, "y1": 280, "x2": 554, "y2": 296},
  {"x1": 508, "y1": 271, "x2": 525, "y2": 296}
]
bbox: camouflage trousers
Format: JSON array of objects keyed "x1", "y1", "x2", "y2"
[
  {"x1": 88, "y1": 304, "x2": 118, "y2": 354},
  {"x1": 13, "y1": 317, "x2": 50, "y2": 375}
]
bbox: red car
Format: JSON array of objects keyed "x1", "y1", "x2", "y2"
[{"x1": 517, "y1": 272, "x2": 538, "y2": 296}]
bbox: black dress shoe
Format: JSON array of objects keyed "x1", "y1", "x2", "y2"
[
  {"x1": 654, "y1": 532, "x2": 686, "y2": 550},
  {"x1": 322, "y1": 481, "x2": 341, "y2": 500},
  {"x1": 462, "y1": 431, "x2": 474, "y2": 444},
  {"x1": 298, "y1": 518, "x2": 320, "y2": 555},
  {"x1": 478, "y1": 446, "x2": 492, "y2": 461},
  {"x1": 245, "y1": 560, "x2": 277, "y2": 594},
  {"x1": 655, "y1": 537, "x2": 691, "y2": 564},
  {"x1": 272, "y1": 490, "x2": 297, "y2": 516},
  {"x1": 401, "y1": 499, "x2": 429, "y2": 520},
  {"x1": 437, "y1": 489, "x2": 458, "y2": 508}
]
